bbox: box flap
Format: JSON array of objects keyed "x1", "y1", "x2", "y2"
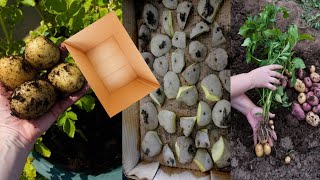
[{"x1": 127, "y1": 161, "x2": 160, "y2": 179}]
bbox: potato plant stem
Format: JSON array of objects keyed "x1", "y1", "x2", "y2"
[{"x1": 0, "y1": 15, "x2": 10, "y2": 45}]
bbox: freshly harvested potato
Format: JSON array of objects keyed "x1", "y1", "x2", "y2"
[
  {"x1": 294, "y1": 79, "x2": 305, "y2": 93},
  {"x1": 195, "y1": 129, "x2": 210, "y2": 148},
  {"x1": 263, "y1": 143, "x2": 271, "y2": 156},
  {"x1": 212, "y1": 99, "x2": 230, "y2": 128},
  {"x1": 312, "y1": 105, "x2": 320, "y2": 114},
  {"x1": 211, "y1": 136, "x2": 231, "y2": 168},
  {"x1": 302, "y1": 102, "x2": 312, "y2": 112},
  {"x1": 298, "y1": 69, "x2": 306, "y2": 79},
  {"x1": 310, "y1": 65, "x2": 316, "y2": 73},
  {"x1": 297, "y1": 93, "x2": 306, "y2": 104},
  {"x1": 25, "y1": 36, "x2": 60, "y2": 70},
  {"x1": 175, "y1": 136, "x2": 196, "y2": 164},
  {"x1": 143, "y1": 4, "x2": 159, "y2": 30},
  {"x1": 0, "y1": 56, "x2": 37, "y2": 90},
  {"x1": 197, "y1": 101, "x2": 212, "y2": 127},
  {"x1": 176, "y1": 86, "x2": 198, "y2": 106},
  {"x1": 181, "y1": 63, "x2": 200, "y2": 85},
  {"x1": 307, "y1": 95, "x2": 319, "y2": 106},
  {"x1": 205, "y1": 48, "x2": 228, "y2": 71},
  {"x1": 180, "y1": 117, "x2": 196, "y2": 137},
  {"x1": 193, "y1": 149, "x2": 213, "y2": 172},
  {"x1": 48, "y1": 63, "x2": 85, "y2": 94},
  {"x1": 164, "y1": 71, "x2": 180, "y2": 99},
  {"x1": 310, "y1": 72, "x2": 320, "y2": 83},
  {"x1": 304, "y1": 77, "x2": 312, "y2": 88},
  {"x1": 158, "y1": 110, "x2": 176, "y2": 134},
  {"x1": 150, "y1": 86, "x2": 165, "y2": 107},
  {"x1": 140, "y1": 102, "x2": 159, "y2": 130},
  {"x1": 291, "y1": 103, "x2": 305, "y2": 120},
  {"x1": 142, "y1": 131, "x2": 163, "y2": 157},
  {"x1": 10, "y1": 80, "x2": 56, "y2": 119},
  {"x1": 162, "y1": 144, "x2": 176, "y2": 167},
  {"x1": 201, "y1": 74, "x2": 222, "y2": 102},
  {"x1": 306, "y1": 111, "x2": 320, "y2": 127},
  {"x1": 255, "y1": 143, "x2": 264, "y2": 157}
]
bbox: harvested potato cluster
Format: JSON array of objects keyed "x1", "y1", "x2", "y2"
[
  {"x1": 0, "y1": 36, "x2": 85, "y2": 120},
  {"x1": 139, "y1": 1, "x2": 230, "y2": 172}
]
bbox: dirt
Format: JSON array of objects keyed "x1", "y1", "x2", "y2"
[
  {"x1": 42, "y1": 98, "x2": 122, "y2": 175},
  {"x1": 231, "y1": 0, "x2": 320, "y2": 179}
]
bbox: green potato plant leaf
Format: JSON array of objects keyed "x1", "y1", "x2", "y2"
[
  {"x1": 35, "y1": 138, "x2": 51, "y2": 158},
  {"x1": 0, "y1": 0, "x2": 7, "y2": 7},
  {"x1": 75, "y1": 95, "x2": 96, "y2": 112}
]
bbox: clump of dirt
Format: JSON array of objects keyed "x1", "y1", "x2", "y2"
[{"x1": 231, "y1": 0, "x2": 320, "y2": 179}]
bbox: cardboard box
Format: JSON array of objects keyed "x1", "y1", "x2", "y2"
[{"x1": 64, "y1": 12, "x2": 160, "y2": 117}]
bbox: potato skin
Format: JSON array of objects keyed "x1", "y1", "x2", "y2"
[
  {"x1": 25, "y1": 36, "x2": 60, "y2": 70},
  {"x1": 10, "y1": 80, "x2": 57, "y2": 119},
  {"x1": 0, "y1": 56, "x2": 37, "y2": 90},
  {"x1": 48, "y1": 63, "x2": 85, "y2": 94}
]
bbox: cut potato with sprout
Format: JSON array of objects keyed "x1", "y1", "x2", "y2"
[
  {"x1": 153, "y1": 56, "x2": 169, "y2": 76},
  {"x1": 177, "y1": 1, "x2": 192, "y2": 30},
  {"x1": 150, "y1": 34, "x2": 172, "y2": 57},
  {"x1": 212, "y1": 100, "x2": 230, "y2": 128},
  {"x1": 172, "y1": 31, "x2": 186, "y2": 49},
  {"x1": 171, "y1": 49, "x2": 185, "y2": 73},
  {"x1": 138, "y1": 24, "x2": 151, "y2": 51},
  {"x1": 205, "y1": 48, "x2": 228, "y2": 71},
  {"x1": 176, "y1": 86, "x2": 198, "y2": 106},
  {"x1": 164, "y1": 71, "x2": 180, "y2": 99},
  {"x1": 162, "y1": 144, "x2": 176, "y2": 167},
  {"x1": 212, "y1": 22, "x2": 226, "y2": 47},
  {"x1": 175, "y1": 136, "x2": 196, "y2": 164},
  {"x1": 140, "y1": 102, "x2": 159, "y2": 130},
  {"x1": 158, "y1": 110, "x2": 176, "y2": 134},
  {"x1": 141, "y1": 52, "x2": 155, "y2": 70},
  {"x1": 150, "y1": 86, "x2": 165, "y2": 107},
  {"x1": 181, "y1": 63, "x2": 200, "y2": 85},
  {"x1": 193, "y1": 149, "x2": 213, "y2": 172},
  {"x1": 189, "y1": 41, "x2": 208, "y2": 62},
  {"x1": 219, "y1": 70, "x2": 230, "y2": 93},
  {"x1": 142, "y1": 131, "x2": 163, "y2": 157},
  {"x1": 180, "y1": 117, "x2": 196, "y2": 137},
  {"x1": 162, "y1": 11, "x2": 174, "y2": 37},
  {"x1": 143, "y1": 4, "x2": 159, "y2": 30},
  {"x1": 197, "y1": 0, "x2": 223, "y2": 23},
  {"x1": 211, "y1": 136, "x2": 231, "y2": 168},
  {"x1": 162, "y1": 0, "x2": 178, "y2": 9},
  {"x1": 201, "y1": 74, "x2": 222, "y2": 102},
  {"x1": 195, "y1": 129, "x2": 210, "y2": 148},
  {"x1": 190, "y1": 21, "x2": 210, "y2": 39},
  {"x1": 197, "y1": 101, "x2": 212, "y2": 127}
]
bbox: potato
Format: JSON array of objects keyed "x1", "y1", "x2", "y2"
[
  {"x1": 255, "y1": 143, "x2": 264, "y2": 157},
  {"x1": 291, "y1": 102, "x2": 305, "y2": 120},
  {"x1": 310, "y1": 65, "x2": 316, "y2": 73},
  {"x1": 306, "y1": 91, "x2": 314, "y2": 98},
  {"x1": 310, "y1": 72, "x2": 320, "y2": 83},
  {"x1": 0, "y1": 56, "x2": 37, "y2": 90},
  {"x1": 193, "y1": 149, "x2": 213, "y2": 172},
  {"x1": 297, "y1": 92, "x2": 306, "y2": 104},
  {"x1": 285, "y1": 156, "x2": 291, "y2": 165},
  {"x1": 162, "y1": 144, "x2": 176, "y2": 167},
  {"x1": 307, "y1": 95, "x2": 319, "y2": 106},
  {"x1": 306, "y1": 111, "x2": 320, "y2": 127},
  {"x1": 294, "y1": 79, "x2": 305, "y2": 93},
  {"x1": 158, "y1": 110, "x2": 176, "y2": 134},
  {"x1": 142, "y1": 131, "x2": 163, "y2": 157},
  {"x1": 180, "y1": 117, "x2": 196, "y2": 137},
  {"x1": 302, "y1": 102, "x2": 312, "y2": 112},
  {"x1": 212, "y1": 99, "x2": 230, "y2": 128},
  {"x1": 10, "y1": 80, "x2": 57, "y2": 119},
  {"x1": 304, "y1": 77, "x2": 312, "y2": 88},
  {"x1": 315, "y1": 89, "x2": 320, "y2": 98},
  {"x1": 143, "y1": 4, "x2": 159, "y2": 30},
  {"x1": 175, "y1": 136, "x2": 196, "y2": 164},
  {"x1": 298, "y1": 69, "x2": 307, "y2": 79},
  {"x1": 48, "y1": 63, "x2": 85, "y2": 94},
  {"x1": 312, "y1": 105, "x2": 320, "y2": 114},
  {"x1": 195, "y1": 129, "x2": 210, "y2": 148},
  {"x1": 311, "y1": 83, "x2": 320, "y2": 91},
  {"x1": 25, "y1": 36, "x2": 60, "y2": 70},
  {"x1": 263, "y1": 143, "x2": 271, "y2": 156},
  {"x1": 211, "y1": 136, "x2": 231, "y2": 168},
  {"x1": 140, "y1": 102, "x2": 158, "y2": 130}
]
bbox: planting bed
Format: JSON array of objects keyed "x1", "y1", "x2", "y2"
[{"x1": 230, "y1": 0, "x2": 320, "y2": 179}]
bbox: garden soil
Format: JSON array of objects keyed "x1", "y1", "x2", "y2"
[{"x1": 230, "y1": 0, "x2": 320, "y2": 179}]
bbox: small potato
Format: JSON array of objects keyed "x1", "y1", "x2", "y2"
[
  {"x1": 285, "y1": 69, "x2": 292, "y2": 77},
  {"x1": 269, "y1": 120, "x2": 274, "y2": 125},
  {"x1": 304, "y1": 87, "x2": 309, "y2": 93},
  {"x1": 306, "y1": 91, "x2": 314, "y2": 98},
  {"x1": 302, "y1": 102, "x2": 312, "y2": 112},
  {"x1": 48, "y1": 63, "x2": 85, "y2": 94},
  {"x1": 310, "y1": 65, "x2": 316, "y2": 73},
  {"x1": 270, "y1": 125, "x2": 275, "y2": 130},
  {"x1": 304, "y1": 77, "x2": 312, "y2": 88},
  {"x1": 311, "y1": 83, "x2": 320, "y2": 91},
  {"x1": 294, "y1": 79, "x2": 305, "y2": 93},
  {"x1": 291, "y1": 103, "x2": 305, "y2": 120},
  {"x1": 298, "y1": 93, "x2": 306, "y2": 104},
  {"x1": 0, "y1": 56, "x2": 37, "y2": 90},
  {"x1": 314, "y1": 89, "x2": 320, "y2": 98},
  {"x1": 312, "y1": 105, "x2": 320, "y2": 114},
  {"x1": 306, "y1": 111, "x2": 320, "y2": 127},
  {"x1": 298, "y1": 69, "x2": 306, "y2": 79},
  {"x1": 310, "y1": 73, "x2": 320, "y2": 83},
  {"x1": 285, "y1": 156, "x2": 291, "y2": 165},
  {"x1": 263, "y1": 143, "x2": 271, "y2": 156},
  {"x1": 307, "y1": 95, "x2": 319, "y2": 106},
  {"x1": 255, "y1": 143, "x2": 264, "y2": 157}
]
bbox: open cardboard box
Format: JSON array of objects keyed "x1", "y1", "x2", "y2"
[{"x1": 64, "y1": 12, "x2": 160, "y2": 117}]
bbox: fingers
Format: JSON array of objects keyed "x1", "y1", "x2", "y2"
[
  {"x1": 268, "y1": 64, "x2": 283, "y2": 71},
  {"x1": 266, "y1": 83, "x2": 277, "y2": 91},
  {"x1": 268, "y1": 137, "x2": 274, "y2": 147},
  {"x1": 269, "y1": 77, "x2": 281, "y2": 85},
  {"x1": 253, "y1": 130, "x2": 258, "y2": 145},
  {"x1": 269, "y1": 71, "x2": 284, "y2": 79}
]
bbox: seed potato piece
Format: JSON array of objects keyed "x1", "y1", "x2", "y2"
[
  {"x1": 158, "y1": 110, "x2": 176, "y2": 134},
  {"x1": 138, "y1": 24, "x2": 151, "y2": 51},
  {"x1": 197, "y1": 101, "x2": 212, "y2": 127},
  {"x1": 212, "y1": 22, "x2": 226, "y2": 47},
  {"x1": 150, "y1": 34, "x2": 172, "y2": 57},
  {"x1": 175, "y1": 136, "x2": 196, "y2": 164},
  {"x1": 190, "y1": 21, "x2": 210, "y2": 39},
  {"x1": 162, "y1": 11, "x2": 174, "y2": 37},
  {"x1": 306, "y1": 111, "x2": 320, "y2": 127},
  {"x1": 193, "y1": 149, "x2": 213, "y2": 172},
  {"x1": 150, "y1": 86, "x2": 165, "y2": 107},
  {"x1": 162, "y1": 144, "x2": 176, "y2": 167},
  {"x1": 205, "y1": 48, "x2": 228, "y2": 71},
  {"x1": 141, "y1": 52, "x2": 155, "y2": 70},
  {"x1": 212, "y1": 99, "x2": 230, "y2": 128},
  {"x1": 180, "y1": 117, "x2": 196, "y2": 137},
  {"x1": 162, "y1": 0, "x2": 178, "y2": 9},
  {"x1": 10, "y1": 80, "x2": 57, "y2": 119},
  {"x1": 181, "y1": 63, "x2": 200, "y2": 85},
  {"x1": 153, "y1": 56, "x2": 169, "y2": 76},
  {"x1": 211, "y1": 136, "x2": 231, "y2": 168},
  {"x1": 143, "y1": 4, "x2": 159, "y2": 30},
  {"x1": 25, "y1": 36, "x2": 60, "y2": 70},
  {"x1": 142, "y1": 131, "x2": 163, "y2": 157},
  {"x1": 195, "y1": 129, "x2": 210, "y2": 148},
  {"x1": 189, "y1": 41, "x2": 207, "y2": 62},
  {"x1": 197, "y1": 0, "x2": 223, "y2": 23},
  {"x1": 177, "y1": 1, "x2": 192, "y2": 30},
  {"x1": 176, "y1": 86, "x2": 198, "y2": 106},
  {"x1": 201, "y1": 74, "x2": 222, "y2": 102},
  {"x1": 219, "y1": 69, "x2": 230, "y2": 93},
  {"x1": 0, "y1": 56, "x2": 37, "y2": 90},
  {"x1": 140, "y1": 102, "x2": 159, "y2": 130},
  {"x1": 164, "y1": 71, "x2": 180, "y2": 99},
  {"x1": 172, "y1": 31, "x2": 186, "y2": 49},
  {"x1": 48, "y1": 63, "x2": 85, "y2": 94},
  {"x1": 171, "y1": 49, "x2": 185, "y2": 73}
]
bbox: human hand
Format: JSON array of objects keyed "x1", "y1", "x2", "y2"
[
  {"x1": 248, "y1": 64, "x2": 284, "y2": 91},
  {"x1": 246, "y1": 106, "x2": 277, "y2": 146},
  {"x1": 0, "y1": 81, "x2": 89, "y2": 147}
]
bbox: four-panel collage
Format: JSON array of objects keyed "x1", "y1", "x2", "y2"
[{"x1": 0, "y1": 0, "x2": 318, "y2": 179}]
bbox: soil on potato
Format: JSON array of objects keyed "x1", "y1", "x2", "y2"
[
  {"x1": 42, "y1": 98, "x2": 122, "y2": 175},
  {"x1": 231, "y1": 0, "x2": 320, "y2": 179}
]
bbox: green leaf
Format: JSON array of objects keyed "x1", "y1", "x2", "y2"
[
  {"x1": 43, "y1": 0, "x2": 67, "y2": 14},
  {"x1": 57, "y1": 112, "x2": 67, "y2": 126},
  {"x1": 282, "y1": 9, "x2": 289, "y2": 18},
  {"x1": 63, "y1": 119, "x2": 75, "y2": 138},
  {"x1": 35, "y1": 139, "x2": 51, "y2": 158},
  {"x1": 277, "y1": 86, "x2": 284, "y2": 96},
  {"x1": 241, "y1": 38, "x2": 251, "y2": 47},
  {"x1": 298, "y1": 33, "x2": 315, "y2": 41},
  {"x1": 292, "y1": 57, "x2": 306, "y2": 69},
  {"x1": 291, "y1": 71, "x2": 296, "y2": 88},
  {"x1": 75, "y1": 95, "x2": 95, "y2": 112},
  {"x1": 288, "y1": 25, "x2": 299, "y2": 41},
  {"x1": 0, "y1": 0, "x2": 7, "y2": 7},
  {"x1": 275, "y1": 93, "x2": 282, "y2": 103},
  {"x1": 19, "y1": 0, "x2": 36, "y2": 7},
  {"x1": 67, "y1": 111, "x2": 78, "y2": 121},
  {"x1": 263, "y1": 29, "x2": 282, "y2": 37},
  {"x1": 239, "y1": 25, "x2": 249, "y2": 36},
  {"x1": 65, "y1": 56, "x2": 75, "y2": 64},
  {"x1": 22, "y1": 157, "x2": 36, "y2": 180},
  {"x1": 83, "y1": 0, "x2": 93, "y2": 12}
]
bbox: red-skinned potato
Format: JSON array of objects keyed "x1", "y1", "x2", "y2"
[
  {"x1": 311, "y1": 73, "x2": 320, "y2": 83},
  {"x1": 291, "y1": 102, "x2": 305, "y2": 120},
  {"x1": 304, "y1": 87, "x2": 309, "y2": 93},
  {"x1": 302, "y1": 102, "x2": 312, "y2": 112},
  {"x1": 314, "y1": 89, "x2": 320, "y2": 98},
  {"x1": 304, "y1": 77, "x2": 312, "y2": 88},
  {"x1": 281, "y1": 76, "x2": 288, "y2": 88},
  {"x1": 307, "y1": 95, "x2": 319, "y2": 106},
  {"x1": 310, "y1": 65, "x2": 316, "y2": 73},
  {"x1": 306, "y1": 91, "x2": 314, "y2": 99},
  {"x1": 298, "y1": 69, "x2": 307, "y2": 79},
  {"x1": 312, "y1": 105, "x2": 320, "y2": 114},
  {"x1": 298, "y1": 93, "x2": 306, "y2": 104},
  {"x1": 294, "y1": 79, "x2": 306, "y2": 93},
  {"x1": 311, "y1": 83, "x2": 320, "y2": 91}
]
